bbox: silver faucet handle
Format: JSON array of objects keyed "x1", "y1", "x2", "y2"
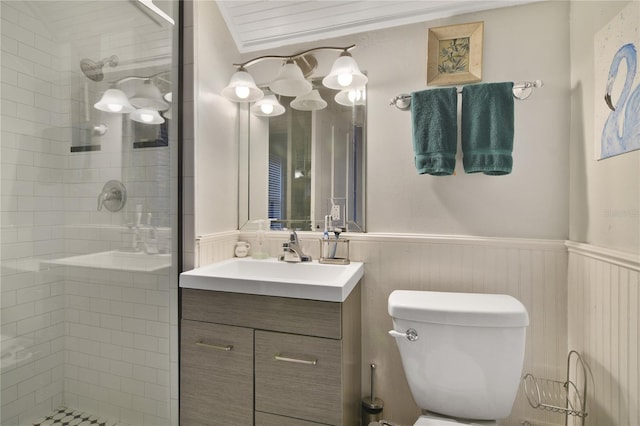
[{"x1": 289, "y1": 230, "x2": 300, "y2": 245}]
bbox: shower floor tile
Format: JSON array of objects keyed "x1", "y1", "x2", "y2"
[{"x1": 32, "y1": 407, "x2": 125, "y2": 426}]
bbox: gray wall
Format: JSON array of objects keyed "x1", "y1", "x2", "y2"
[{"x1": 569, "y1": 0, "x2": 639, "y2": 254}]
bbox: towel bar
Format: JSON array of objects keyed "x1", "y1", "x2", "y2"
[{"x1": 390, "y1": 80, "x2": 543, "y2": 110}]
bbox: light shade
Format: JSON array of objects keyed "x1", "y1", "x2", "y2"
[
  {"x1": 162, "y1": 105, "x2": 172, "y2": 120},
  {"x1": 94, "y1": 88, "x2": 135, "y2": 113},
  {"x1": 322, "y1": 52, "x2": 368, "y2": 90},
  {"x1": 251, "y1": 95, "x2": 285, "y2": 117},
  {"x1": 269, "y1": 62, "x2": 312, "y2": 97},
  {"x1": 129, "y1": 80, "x2": 169, "y2": 110},
  {"x1": 222, "y1": 70, "x2": 264, "y2": 102},
  {"x1": 130, "y1": 108, "x2": 165, "y2": 124},
  {"x1": 335, "y1": 87, "x2": 366, "y2": 107},
  {"x1": 291, "y1": 89, "x2": 327, "y2": 111}
]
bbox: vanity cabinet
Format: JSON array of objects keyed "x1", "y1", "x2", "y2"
[
  {"x1": 180, "y1": 286, "x2": 361, "y2": 426},
  {"x1": 180, "y1": 320, "x2": 254, "y2": 425}
]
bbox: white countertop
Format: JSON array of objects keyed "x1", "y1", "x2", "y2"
[{"x1": 180, "y1": 257, "x2": 364, "y2": 302}]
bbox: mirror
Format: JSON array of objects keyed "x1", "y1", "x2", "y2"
[{"x1": 239, "y1": 80, "x2": 366, "y2": 232}]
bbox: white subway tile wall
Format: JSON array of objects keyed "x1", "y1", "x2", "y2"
[{"x1": 2, "y1": 2, "x2": 66, "y2": 423}]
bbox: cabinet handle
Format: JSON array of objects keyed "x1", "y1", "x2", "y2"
[
  {"x1": 195, "y1": 340, "x2": 233, "y2": 351},
  {"x1": 274, "y1": 352, "x2": 317, "y2": 366}
]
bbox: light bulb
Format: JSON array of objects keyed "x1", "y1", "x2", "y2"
[
  {"x1": 348, "y1": 90, "x2": 358, "y2": 103},
  {"x1": 140, "y1": 113, "x2": 154, "y2": 122},
  {"x1": 337, "y1": 73, "x2": 353, "y2": 87},
  {"x1": 235, "y1": 86, "x2": 250, "y2": 99},
  {"x1": 260, "y1": 104, "x2": 274, "y2": 115},
  {"x1": 108, "y1": 104, "x2": 123, "y2": 112}
]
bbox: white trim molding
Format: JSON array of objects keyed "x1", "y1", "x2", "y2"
[
  {"x1": 566, "y1": 241, "x2": 640, "y2": 271},
  {"x1": 346, "y1": 232, "x2": 566, "y2": 250}
]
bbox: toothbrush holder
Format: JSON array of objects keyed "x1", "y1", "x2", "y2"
[{"x1": 319, "y1": 238, "x2": 350, "y2": 265}]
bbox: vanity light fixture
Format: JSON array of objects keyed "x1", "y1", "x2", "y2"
[
  {"x1": 129, "y1": 80, "x2": 169, "y2": 110},
  {"x1": 269, "y1": 60, "x2": 312, "y2": 97},
  {"x1": 94, "y1": 87, "x2": 135, "y2": 113},
  {"x1": 130, "y1": 108, "x2": 165, "y2": 124},
  {"x1": 94, "y1": 71, "x2": 171, "y2": 124},
  {"x1": 221, "y1": 68, "x2": 263, "y2": 102},
  {"x1": 322, "y1": 51, "x2": 368, "y2": 90},
  {"x1": 251, "y1": 95, "x2": 285, "y2": 117},
  {"x1": 335, "y1": 87, "x2": 366, "y2": 107},
  {"x1": 291, "y1": 89, "x2": 327, "y2": 111},
  {"x1": 222, "y1": 44, "x2": 365, "y2": 104}
]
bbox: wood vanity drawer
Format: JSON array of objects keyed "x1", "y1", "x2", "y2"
[
  {"x1": 255, "y1": 411, "x2": 326, "y2": 426},
  {"x1": 180, "y1": 320, "x2": 253, "y2": 426},
  {"x1": 182, "y1": 289, "x2": 342, "y2": 339},
  {"x1": 255, "y1": 330, "x2": 342, "y2": 425}
]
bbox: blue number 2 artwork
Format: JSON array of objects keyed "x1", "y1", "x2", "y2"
[{"x1": 601, "y1": 43, "x2": 640, "y2": 159}]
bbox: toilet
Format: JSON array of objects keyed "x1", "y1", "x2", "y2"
[{"x1": 388, "y1": 290, "x2": 529, "y2": 426}]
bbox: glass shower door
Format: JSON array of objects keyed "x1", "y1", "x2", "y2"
[{"x1": 0, "y1": 1, "x2": 179, "y2": 424}]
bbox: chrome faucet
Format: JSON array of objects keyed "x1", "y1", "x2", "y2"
[{"x1": 278, "y1": 230, "x2": 312, "y2": 263}]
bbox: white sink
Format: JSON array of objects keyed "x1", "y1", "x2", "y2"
[
  {"x1": 180, "y1": 257, "x2": 364, "y2": 302},
  {"x1": 45, "y1": 250, "x2": 171, "y2": 273}
]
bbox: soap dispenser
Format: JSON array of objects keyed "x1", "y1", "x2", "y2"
[{"x1": 251, "y1": 219, "x2": 269, "y2": 259}]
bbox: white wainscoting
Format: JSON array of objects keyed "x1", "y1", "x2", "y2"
[
  {"x1": 567, "y1": 242, "x2": 640, "y2": 426},
  {"x1": 194, "y1": 231, "x2": 239, "y2": 268},
  {"x1": 194, "y1": 231, "x2": 569, "y2": 425},
  {"x1": 349, "y1": 234, "x2": 568, "y2": 426}
]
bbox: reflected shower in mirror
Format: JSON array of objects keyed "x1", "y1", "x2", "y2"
[{"x1": 239, "y1": 80, "x2": 366, "y2": 232}]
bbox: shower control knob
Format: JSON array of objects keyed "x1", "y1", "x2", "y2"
[{"x1": 97, "y1": 180, "x2": 127, "y2": 212}]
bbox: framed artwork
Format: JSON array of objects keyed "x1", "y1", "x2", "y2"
[
  {"x1": 427, "y1": 21, "x2": 484, "y2": 86},
  {"x1": 594, "y1": 2, "x2": 639, "y2": 160}
]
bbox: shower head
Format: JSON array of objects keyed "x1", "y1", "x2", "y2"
[{"x1": 80, "y1": 55, "x2": 119, "y2": 82}]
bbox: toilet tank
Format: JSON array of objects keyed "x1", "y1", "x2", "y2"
[{"x1": 388, "y1": 290, "x2": 529, "y2": 420}]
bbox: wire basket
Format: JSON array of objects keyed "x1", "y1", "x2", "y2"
[{"x1": 522, "y1": 350, "x2": 588, "y2": 424}]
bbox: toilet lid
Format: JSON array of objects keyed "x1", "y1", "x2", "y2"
[
  {"x1": 388, "y1": 290, "x2": 529, "y2": 327},
  {"x1": 414, "y1": 414, "x2": 497, "y2": 426}
]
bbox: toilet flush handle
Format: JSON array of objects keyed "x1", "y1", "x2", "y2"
[{"x1": 388, "y1": 328, "x2": 418, "y2": 341}]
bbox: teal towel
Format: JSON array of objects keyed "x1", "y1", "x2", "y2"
[
  {"x1": 411, "y1": 88, "x2": 458, "y2": 176},
  {"x1": 461, "y1": 82, "x2": 514, "y2": 175}
]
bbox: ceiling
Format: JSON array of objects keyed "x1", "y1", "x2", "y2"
[{"x1": 216, "y1": 0, "x2": 536, "y2": 53}]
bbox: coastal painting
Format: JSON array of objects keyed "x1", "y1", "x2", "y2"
[
  {"x1": 427, "y1": 21, "x2": 483, "y2": 86},
  {"x1": 594, "y1": 2, "x2": 640, "y2": 159},
  {"x1": 438, "y1": 37, "x2": 470, "y2": 74}
]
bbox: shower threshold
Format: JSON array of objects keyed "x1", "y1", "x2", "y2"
[{"x1": 32, "y1": 407, "x2": 125, "y2": 426}]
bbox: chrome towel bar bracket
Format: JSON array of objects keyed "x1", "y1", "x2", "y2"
[{"x1": 390, "y1": 80, "x2": 544, "y2": 110}]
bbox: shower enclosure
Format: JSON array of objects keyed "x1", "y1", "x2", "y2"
[{"x1": 1, "y1": 1, "x2": 179, "y2": 425}]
